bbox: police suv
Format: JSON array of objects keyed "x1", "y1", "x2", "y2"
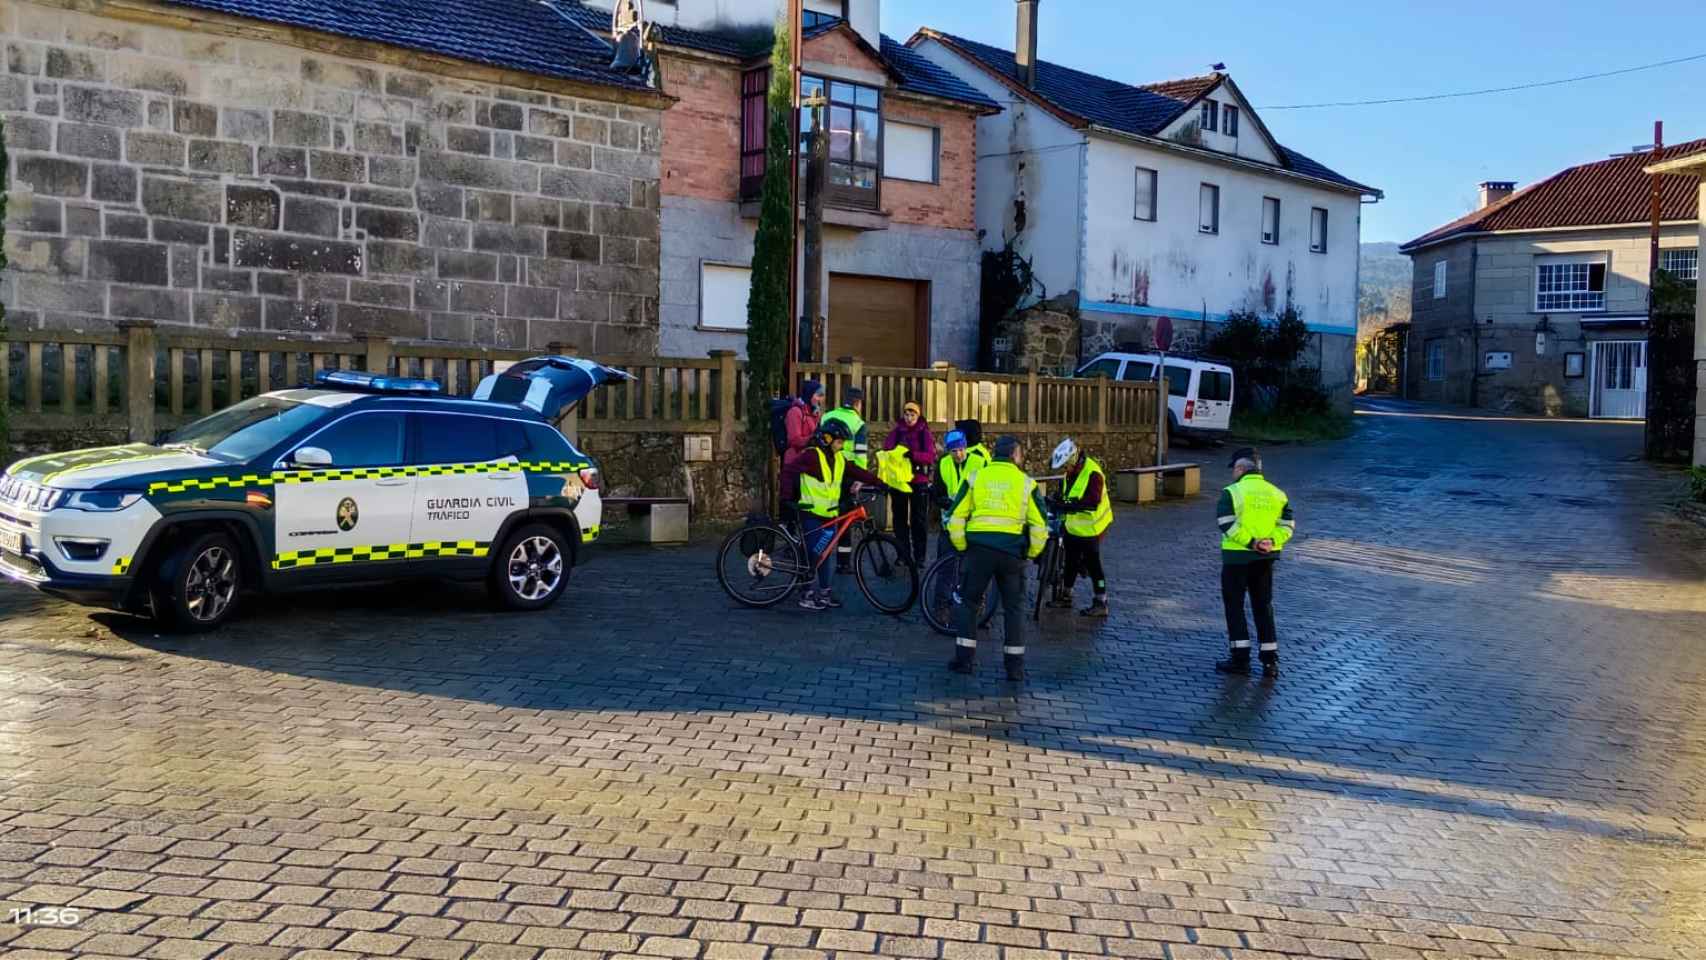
[{"x1": 0, "y1": 356, "x2": 628, "y2": 631}]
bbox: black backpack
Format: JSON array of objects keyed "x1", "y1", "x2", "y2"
[{"x1": 768, "y1": 396, "x2": 799, "y2": 455}]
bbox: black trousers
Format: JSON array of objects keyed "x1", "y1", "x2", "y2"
[
  {"x1": 889, "y1": 487, "x2": 930, "y2": 565},
  {"x1": 957, "y1": 545, "x2": 1027, "y2": 659},
  {"x1": 1222, "y1": 561, "x2": 1277, "y2": 658},
  {"x1": 1061, "y1": 534, "x2": 1106, "y2": 596}
]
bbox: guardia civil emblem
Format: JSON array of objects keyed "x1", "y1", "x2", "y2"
[{"x1": 336, "y1": 497, "x2": 359, "y2": 532}]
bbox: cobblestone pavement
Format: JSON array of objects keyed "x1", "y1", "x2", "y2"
[{"x1": 2, "y1": 401, "x2": 1705, "y2": 960}]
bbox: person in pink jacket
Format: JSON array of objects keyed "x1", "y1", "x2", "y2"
[
  {"x1": 883, "y1": 401, "x2": 937, "y2": 565},
  {"x1": 783, "y1": 380, "x2": 824, "y2": 468}
]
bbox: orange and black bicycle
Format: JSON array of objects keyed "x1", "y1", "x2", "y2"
[{"x1": 717, "y1": 489, "x2": 918, "y2": 614}]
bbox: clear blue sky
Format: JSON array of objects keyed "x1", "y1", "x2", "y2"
[{"x1": 884, "y1": 0, "x2": 1706, "y2": 245}]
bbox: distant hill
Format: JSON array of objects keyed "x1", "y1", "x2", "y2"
[{"x1": 1359, "y1": 241, "x2": 1411, "y2": 337}]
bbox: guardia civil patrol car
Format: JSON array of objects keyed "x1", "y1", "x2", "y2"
[{"x1": 0, "y1": 356, "x2": 628, "y2": 631}]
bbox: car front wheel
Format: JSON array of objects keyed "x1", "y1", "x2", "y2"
[
  {"x1": 490, "y1": 523, "x2": 571, "y2": 611},
  {"x1": 153, "y1": 531, "x2": 243, "y2": 632}
]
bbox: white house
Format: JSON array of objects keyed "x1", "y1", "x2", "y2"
[{"x1": 910, "y1": 0, "x2": 1380, "y2": 398}]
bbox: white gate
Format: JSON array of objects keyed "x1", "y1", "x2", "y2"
[{"x1": 1590, "y1": 340, "x2": 1646, "y2": 419}]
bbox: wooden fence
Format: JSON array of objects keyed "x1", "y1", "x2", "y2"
[{"x1": 4, "y1": 323, "x2": 1159, "y2": 461}]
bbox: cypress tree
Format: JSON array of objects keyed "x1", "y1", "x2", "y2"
[{"x1": 743, "y1": 20, "x2": 793, "y2": 489}]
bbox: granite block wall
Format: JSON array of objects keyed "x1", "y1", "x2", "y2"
[{"x1": 1, "y1": 0, "x2": 664, "y2": 354}]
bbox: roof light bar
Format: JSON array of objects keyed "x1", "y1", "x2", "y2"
[{"x1": 313, "y1": 370, "x2": 443, "y2": 394}]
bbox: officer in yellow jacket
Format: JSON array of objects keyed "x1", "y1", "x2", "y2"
[
  {"x1": 1215, "y1": 447, "x2": 1295, "y2": 678},
  {"x1": 947, "y1": 435, "x2": 1048, "y2": 682}
]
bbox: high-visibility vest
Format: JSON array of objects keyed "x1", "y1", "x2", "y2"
[
  {"x1": 876, "y1": 446, "x2": 914, "y2": 493},
  {"x1": 938, "y1": 454, "x2": 976, "y2": 502},
  {"x1": 962, "y1": 461, "x2": 1034, "y2": 536},
  {"x1": 965, "y1": 443, "x2": 991, "y2": 476},
  {"x1": 1221, "y1": 473, "x2": 1290, "y2": 553},
  {"x1": 800, "y1": 447, "x2": 844, "y2": 518},
  {"x1": 1063, "y1": 456, "x2": 1113, "y2": 538},
  {"x1": 820, "y1": 407, "x2": 867, "y2": 469}
]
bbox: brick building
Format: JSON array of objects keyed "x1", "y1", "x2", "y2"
[
  {"x1": 567, "y1": 0, "x2": 999, "y2": 368},
  {"x1": 2, "y1": 0, "x2": 670, "y2": 354},
  {"x1": 1401, "y1": 141, "x2": 1704, "y2": 418}
]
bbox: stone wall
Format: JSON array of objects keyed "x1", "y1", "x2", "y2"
[
  {"x1": 997, "y1": 298, "x2": 1079, "y2": 376},
  {"x1": 0, "y1": 0, "x2": 664, "y2": 353}
]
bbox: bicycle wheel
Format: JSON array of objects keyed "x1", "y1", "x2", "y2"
[
  {"x1": 853, "y1": 533, "x2": 919, "y2": 615},
  {"x1": 716, "y1": 523, "x2": 808, "y2": 608},
  {"x1": 1032, "y1": 537, "x2": 1064, "y2": 622},
  {"x1": 921, "y1": 553, "x2": 996, "y2": 637}
]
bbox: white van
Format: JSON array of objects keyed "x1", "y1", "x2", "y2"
[{"x1": 1076, "y1": 352, "x2": 1235, "y2": 435}]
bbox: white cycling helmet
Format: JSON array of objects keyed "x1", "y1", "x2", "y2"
[{"x1": 1050, "y1": 437, "x2": 1078, "y2": 471}]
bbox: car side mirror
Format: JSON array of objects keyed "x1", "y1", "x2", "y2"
[{"x1": 290, "y1": 446, "x2": 333, "y2": 468}]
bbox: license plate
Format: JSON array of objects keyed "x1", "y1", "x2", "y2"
[{"x1": 0, "y1": 527, "x2": 22, "y2": 555}]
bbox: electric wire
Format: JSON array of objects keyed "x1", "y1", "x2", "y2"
[{"x1": 1262, "y1": 52, "x2": 1706, "y2": 109}]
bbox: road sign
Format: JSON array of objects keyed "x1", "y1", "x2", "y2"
[{"x1": 1154, "y1": 316, "x2": 1174, "y2": 352}]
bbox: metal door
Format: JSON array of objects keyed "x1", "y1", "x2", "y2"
[{"x1": 1590, "y1": 340, "x2": 1646, "y2": 419}]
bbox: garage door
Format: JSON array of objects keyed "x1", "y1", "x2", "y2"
[{"x1": 828, "y1": 274, "x2": 927, "y2": 368}]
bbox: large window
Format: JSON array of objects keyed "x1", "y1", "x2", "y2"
[
  {"x1": 883, "y1": 120, "x2": 937, "y2": 182},
  {"x1": 1199, "y1": 100, "x2": 1218, "y2": 133},
  {"x1": 1223, "y1": 105, "x2": 1239, "y2": 138},
  {"x1": 700, "y1": 263, "x2": 752, "y2": 331},
  {"x1": 1260, "y1": 196, "x2": 1279, "y2": 244},
  {"x1": 1198, "y1": 183, "x2": 1219, "y2": 234},
  {"x1": 1661, "y1": 247, "x2": 1698, "y2": 282},
  {"x1": 1134, "y1": 167, "x2": 1157, "y2": 221},
  {"x1": 1309, "y1": 207, "x2": 1328, "y2": 253},
  {"x1": 739, "y1": 67, "x2": 769, "y2": 199},
  {"x1": 1535, "y1": 255, "x2": 1607, "y2": 311},
  {"x1": 1433, "y1": 260, "x2": 1447, "y2": 299},
  {"x1": 313, "y1": 414, "x2": 406, "y2": 468},
  {"x1": 415, "y1": 414, "x2": 528, "y2": 464},
  {"x1": 800, "y1": 75, "x2": 882, "y2": 210}
]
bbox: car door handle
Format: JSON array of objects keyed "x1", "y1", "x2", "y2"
[{"x1": 376, "y1": 478, "x2": 411, "y2": 487}]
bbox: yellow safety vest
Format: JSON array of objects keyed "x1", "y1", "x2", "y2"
[
  {"x1": 800, "y1": 447, "x2": 844, "y2": 518},
  {"x1": 966, "y1": 444, "x2": 991, "y2": 476},
  {"x1": 1063, "y1": 456, "x2": 1113, "y2": 538},
  {"x1": 820, "y1": 407, "x2": 867, "y2": 469},
  {"x1": 876, "y1": 446, "x2": 914, "y2": 493},
  {"x1": 949, "y1": 461, "x2": 1048, "y2": 559},
  {"x1": 1221, "y1": 474, "x2": 1291, "y2": 553}
]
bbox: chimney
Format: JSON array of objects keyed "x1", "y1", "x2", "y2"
[
  {"x1": 1478, "y1": 180, "x2": 1515, "y2": 209},
  {"x1": 1015, "y1": 0, "x2": 1040, "y2": 88}
]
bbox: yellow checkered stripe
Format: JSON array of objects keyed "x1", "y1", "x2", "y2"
[
  {"x1": 149, "y1": 474, "x2": 276, "y2": 494},
  {"x1": 273, "y1": 540, "x2": 490, "y2": 571},
  {"x1": 148, "y1": 459, "x2": 590, "y2": 495},
  {"x1": 112, "y1": 557, "x2": 132, "y2": 575}
]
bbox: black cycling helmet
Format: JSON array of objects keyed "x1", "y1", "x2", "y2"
[{"x1": 818, "y1": 419, "x2": 851, "y2": 442}]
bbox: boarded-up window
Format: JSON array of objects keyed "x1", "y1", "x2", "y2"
[
  {"x1": 701, "y1": 263, "x2": 751, "y2": 331},
  {"x1": 883, "y1": 121, "x2": 937, "y2": 182}
]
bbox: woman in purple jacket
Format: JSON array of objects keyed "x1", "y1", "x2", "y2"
[{"x1": 883, "y1": 401, "x2": 938, "y2": 565}]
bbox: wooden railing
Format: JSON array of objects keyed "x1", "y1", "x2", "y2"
[{"x1": 4, "y1": 324, "x2": 1156, "y2": 463}]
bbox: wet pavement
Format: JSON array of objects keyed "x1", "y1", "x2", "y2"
[{"x1": 2, "y1": 399, "x2": 1705, "y2": 960}]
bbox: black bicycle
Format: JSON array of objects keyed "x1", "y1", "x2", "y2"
[
  {"x1": 1030, "y1": 504, "x2": 1067, "y2": 622},
  {"x1": 919, "y1": 549, "x2": 996, "y2": 636}
]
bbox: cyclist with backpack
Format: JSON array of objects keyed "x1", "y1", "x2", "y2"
[{"x1": 771, "y1": 380, "x2": 824, "y2": 469}]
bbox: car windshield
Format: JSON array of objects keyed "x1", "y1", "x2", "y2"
[
  {"x1": 1079, "y1": 358, "x2": 1120, "y2": 378},
  {"x1": 164, "y1": 396, "x2": 330, "y2": 462}
]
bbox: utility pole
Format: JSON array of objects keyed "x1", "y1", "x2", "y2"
[
  {"x1": 784, "y1": 1, "x2": 803, "y2": 383},
  {"x1": 803, "y1": 92, "x2": 827, "y2": 363}
]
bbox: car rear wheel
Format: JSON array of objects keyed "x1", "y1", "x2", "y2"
[
  {"x1": 490, "y1": 523, "x2": 571, "y2": 611},
  {"x1": 152, "y1": 531, "x2": 243, "y2": 633}
]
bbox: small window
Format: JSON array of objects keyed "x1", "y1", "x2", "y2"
[
  {"x1": 1199, "y1": 100, "x2": 1218, "y2": 133},
  {"x1": 1433, "y1": 260, "x2": 1448, "y2": 299},
  {"x1": 1199, "y1": 370, "x2": 1232, "y2": 402},
  {"x1": 701, "y1": 263, "x2": 752, "y2": 331},
  {"x1": 1078, "y1": 358, "x2": 1120, "y2": 379},
  {"x1": 1661, "y1": 247, "x2": 1698, "y2": 282},
  {"x1": 1261, "y1": 197, "x2": 1279, "y2": 245},
  {"x1": 1425, "y1": 340, "x2": 1446, "y2": 381},
  {"x1": 1199, "y1": 183, "x2": 1220, "y2": 234},
  {"x1": 1134, "y1": 167, "x2": 1157, "y2": 221},
  {"x1": 313, "y1": 413, "x2": 406, "y2": 468},
  {"x1": 739, "y1": 67, "x2": 769, "y2": 201},
  {"x1": 1223, "y1": 105, "x2": 1239, "y2": 138},
  {"x1": 1310, "y1": 207, "x2": 1328, "y2": 253},
  {"x1": 1120, "y1": 361, "x2": 1155, "y2": 382},
  {"x1": 1164, "y1": 364, "x2": 1192, "y2": 397}
]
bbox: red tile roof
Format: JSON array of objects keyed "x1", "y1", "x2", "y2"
[
  {"x1": 1401, "y1": 139, "x2": 1706, "y2": 252},
  {"x1": 1139, "y1": 75, "x2": 1222, "y2": 103}
]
